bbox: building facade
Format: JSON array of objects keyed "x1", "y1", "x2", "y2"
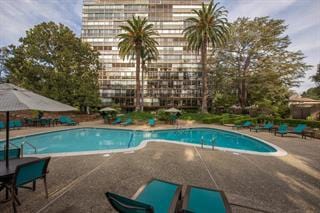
[{"x1": 82, "y1": 0, "x2": 210, "y2": 110}]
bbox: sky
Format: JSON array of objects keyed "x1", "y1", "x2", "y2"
[{"x1": 0, "y1": 0, "x2": 319, "y2": 93}]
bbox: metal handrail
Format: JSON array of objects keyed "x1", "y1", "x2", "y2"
[{"x1": 20, "y1": 140, "x2": 37, "y2": 157}]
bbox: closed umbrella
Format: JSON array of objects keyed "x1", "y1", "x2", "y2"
[{"x1": 0, "y1": 83, "x2": 77, "y2": 168}]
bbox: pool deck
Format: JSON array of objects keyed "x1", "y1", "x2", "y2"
[{"x1": 1, "y1": 120, "x2": 320, "y2": 212}]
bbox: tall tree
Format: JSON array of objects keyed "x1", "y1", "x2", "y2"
[
  {"x1": 5, "y1": 22, "x2": 101, "y2": 112},
  {"x1": 183, "y1": 0, "x2": 230, "y2": 113},
  {"x1": 214, "y1": 17, "x2": 310, "y2": 112},
  {"x1": 0, "y1": 46, "x2": 14, "y2": 83},
  {"x1": 118, "y1": 16, "x2": 158, "y2": 111}
]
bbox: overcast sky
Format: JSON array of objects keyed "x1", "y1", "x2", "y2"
[{"x1": 0, "y1": 0, "x2": 319, "y2": 93}]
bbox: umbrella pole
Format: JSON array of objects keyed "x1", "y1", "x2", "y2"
[{"x1": 5, "y1": 111, "x2": 9, "y2": 168}]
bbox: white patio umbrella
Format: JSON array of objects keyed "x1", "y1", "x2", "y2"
[
  {"x1": 0, "y1": 83, "x2": 77, "y2": 168},
  {"x1": 164, "y1": 107, "x2": 181, "y2": 113}
]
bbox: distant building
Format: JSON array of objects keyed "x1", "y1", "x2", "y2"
[
  {"x1": 81, "y1": 0, "x2": 210, "y2": 110},
  {"x1": 289, "y1": 95, "x2": 320, "y2": 119}
]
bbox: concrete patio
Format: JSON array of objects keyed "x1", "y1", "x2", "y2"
[{"x1": 1, "y1": 121, "x2": 319, "y2": 212}]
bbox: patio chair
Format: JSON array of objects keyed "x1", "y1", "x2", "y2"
[
  {"x1": 14, "y1": 120, "x2": 23, "y2": 129},
  {"x1": 0, "y1": 121, "x2": 4, "y2": 130},
  {"x1": 148, "y1": 118, "x2": 155, "y2": 127},
  {"x1": 250, "y1": 122, "x2": 273, "y2": 132},
  {"x1": 9, "y1": 120, "x2": 16, "y2": 129},
  {"x1": 181, "y1": 185, "x2": 232, "y2": 213},
  {"x1": 275, "y1": 124, "x2": 288, "y2": 137},
  {"x1": 112, "y1": 117, "x2": 121, "y2": 125},
  {"x1": 121, "y1": 118, "x2": 133, "y2": 126},
  {"x1": 235, "y1": 121, "x2": 253, "y2": 129},
  {"x1": 290, "y1": 124, "x2": 307, "y2": 138},
  {"x1": 7, "y1": 157, "x2": 51, "y2": 213},
  {"x1": 0, "y1": 148, "x2": 21, "y2": 161},
  {"x1": 106, "y1": 179, "x2": 182, "y2": 213},
  {"x1": 59, "y1": 116, "x2": 77, "y2": 126}
]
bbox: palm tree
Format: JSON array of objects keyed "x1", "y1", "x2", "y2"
[
  {"x1": 141, "y1": 46, "x2": 158, "y2": 111},
  {"x1": 183, "y1": 1, "x2": 230, "y2": 113},
  {"x1": 118, "y1": 16, "x2": 158, "y2": 111}
]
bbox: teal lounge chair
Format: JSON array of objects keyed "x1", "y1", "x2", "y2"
[
  {"x1": 121, "y1": 118, "x2": 133, "y2": 126},
  {"x1": 250, "y1": 122, "x2": 273, "y2": 132},
  {"x1": 149, "y1": 118, "x2": 156, "y2": 127},
  {"x1": 14, "y1": 120, "x2": 23, "y2": 129},
  {"x1": 290, "y1": 124, "x2": 307, "y2": 138},
  {"x1": 182, "y1": 185, "x2": 231, "y2": 213},
  {"x1": 275, "y1": 124, "x2": 288, "y2": 137},
  {"x1": 9, "y1": 120, "x2": 16, "y2": 129},
  {"x1": 59, "y1": 116, "x2": 77, "y2": 126},
  {"x1": 0, "y1": 121, "x2": 4, "y2": 130},
  {"x1": 0, "y1": 148, "x2": 21, "y2": 161},
  {"x1": 106, "y1": 179, "x2": 182, "y2": 213},
  {"x1": 112, "y1": 117, "x2": 121, "y2": 125},
  {"x1": 235, "y1": 121, "x2": 253, "y2": 129}
]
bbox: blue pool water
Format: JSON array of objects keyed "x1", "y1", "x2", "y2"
[{"x1": 1, "y1": 128, "x2": 277, "y2": 155}]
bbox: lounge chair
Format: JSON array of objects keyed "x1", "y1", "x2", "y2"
[
  {"x1": 275, "y1": 124, "x2": 288, "y2": 137},
  {"x1": 59, "y1": 116, "x2": 77, "y2": 126},
  {"x1": 121, "y1": 118, "x2": 133, "y2": 126},
  {"x1": 290, "y1": 124, "x2": 307, "y2": 138},
  {"x1": 14, "y1": 120, "x2": 23, "y2": 129},
  {"x1": 112, "y1": 117, "x2": 121, "y2": 125},
  {"x1": 250, "y1": 122, "x2": 273, "y2": 132},
  {"x1": 148, "y1": 118, "x2": 155, "y2": 127},
  {"x1": 0, "y1": 148, "x2": 21, "y2": 161},
  {"x1": 235, "y1": 121, "x2": 253, "y2": 129},
  {"x1": 182, "y1": 185, "x2": 232, "y2": 213},
  {"x1": 6, "y1": 157, "x2": 51, "y2": 213},
  {"x1": 9, "y1": 120, "x2": 16, "y2": 129},
  {"x1": 106, "y1": 179, "x2": 182, "y2": 213},
  {"x1": 0, "y1": 121, "x2": 4, "y2": 130}
]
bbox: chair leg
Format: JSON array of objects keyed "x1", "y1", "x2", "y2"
[
  {"x1": 32, "y1": 181, "x2": 36, "y2": 191},
  {"x1": 43, "y1": 177, "x2": 48, "y2": 198}
]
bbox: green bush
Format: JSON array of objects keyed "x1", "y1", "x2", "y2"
[
  {"x1": 180, "y1": 113, "x2": 214, "y2": 122},
  {"x1": 272, "y1": 118, "x2": 320, "y2": 128},
  {"x1": 122, "y1": 112, "x2": 153, "y2": 121},
  {"x1": 156, "y1": 110, "x2": 171, "y2": 122}
]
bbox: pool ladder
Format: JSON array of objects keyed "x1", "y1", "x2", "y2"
[
  {"x1": 127, "y1": 131, "x2": 135, "y2": 148},
  {"x1": 20, "y1": 138, "x2": 37, "y2": 157},
  {"x1": 201, "y1": 136, "x2": 215, "y2": 150}
]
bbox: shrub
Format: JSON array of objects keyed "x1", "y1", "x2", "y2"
[
  {"x1": 273, "y1": 118, "x2": 320, "y2": 128},
  {"x1": 156, "y1": 110, "x2": 171, "y2": 122},
  {"x1": 122, "y1": 112, "x2": 153, "y2": 121}
]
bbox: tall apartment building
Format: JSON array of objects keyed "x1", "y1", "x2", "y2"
[{"x1": 82, "y1": 0, "x2": 210, "y2": 110}]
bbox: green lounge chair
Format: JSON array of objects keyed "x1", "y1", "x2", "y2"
[
  {"x1": 235, "y1": 121, "x2": 253, "y2": 129},
  {"x1": 7, "y1": 157, "x2": 51, "y2": 213},
  {"x1": 182, "y1": 185, "x2": 231, "y2": 213},
  {"x1": 0, "y1": 121, "x2": 4, "y2": 130},
  {"x1": 149, "y1": 118, "x2": 155, "y2": 127},
  {"x1": 14, "y1": 120, "x2": 23, "y2": 129},
  {"x1": 275, "y1": 124, "x2": 288, "y2": 137},
  {"x1": 9, "y1": 120, "x2": 16, "y2": 129},
  {"x1": 250, "y1": 122, "x2": 273, "y2": 132},
  {"x1": 0, "y1": 148, "x2": 21, "y2": 161},
  {"x1": 121, "y1": 118, "x2": 133, "y2": 126},
  {"x1": 106, "y1": 179, "x2": 182, "y2": 213},
  {"x1": 290, "y1": 124, "x2": 307, "y2": 138},
  {"x1": 59, "y1": 116, "x2": 77, "y2": 126},
  {"x1": 112, "y1": 117, "x2": 121, "y2": 125}
]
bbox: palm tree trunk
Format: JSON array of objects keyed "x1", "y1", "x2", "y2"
[
  {"x1": 201, "y1": 37, "x2": 208, "y2": 113},
  {"x1": 135, "y1": 45, "x2": 141, "y2": 111},
  {"x1": 141, "y1": 60, "x2": 145, "y2": 112}
]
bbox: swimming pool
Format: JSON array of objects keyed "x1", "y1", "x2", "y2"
[{"x1": 1, "y1": 128, "x2": 285, "y2": 156}]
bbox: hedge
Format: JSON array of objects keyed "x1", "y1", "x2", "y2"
[{"x1": 272, "y1": 118, "x2": 320, "y2": 128}]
